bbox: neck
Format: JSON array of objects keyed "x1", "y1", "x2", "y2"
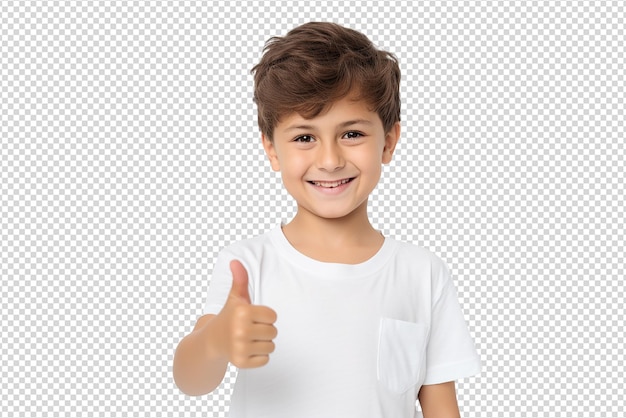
[{"x1": 284, "y1": 201, "x2": 379, "y2": 247}]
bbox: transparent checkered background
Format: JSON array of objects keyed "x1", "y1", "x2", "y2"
[{"x1": 1, "y1": 1, "x2": 624, "y2": 417}]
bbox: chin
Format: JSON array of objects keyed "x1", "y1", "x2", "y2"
[{"x1": 308, "y1": 207, "x2": 360, "y2": 220}]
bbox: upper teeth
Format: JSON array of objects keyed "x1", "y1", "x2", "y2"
[{"x1": 313, "y1": 179, "x2": 351, "y2": 188}]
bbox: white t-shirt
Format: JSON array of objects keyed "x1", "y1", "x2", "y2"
[{"x1": 203, "y1": 226, "x2": 481, "y2": 418}]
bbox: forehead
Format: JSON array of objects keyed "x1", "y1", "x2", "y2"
[{"x1": 276, "y1": 95, "x2": 381, "y2": 131}]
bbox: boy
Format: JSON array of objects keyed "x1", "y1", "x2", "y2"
[{"x1": 173, "y1": 22, "x2": 481, "y2": 417}]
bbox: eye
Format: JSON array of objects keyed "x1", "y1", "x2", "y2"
[
  {"x1": 343, "y1": 131, "x2": 364, "y2": 140},
  {"x1": 294, "y1": 135, "x2": 314, "y2": 143}
]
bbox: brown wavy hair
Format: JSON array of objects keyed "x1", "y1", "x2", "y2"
[{"x1": 251, "y1": 22, "x2": 401, "y2": 140}]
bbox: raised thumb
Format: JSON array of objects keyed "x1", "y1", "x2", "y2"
[{"x1": 229, "y1": 259, "x2": 251, "y2": 304}]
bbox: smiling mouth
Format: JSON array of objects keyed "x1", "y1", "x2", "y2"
[{"x1": 307, "y1": 178, "x2": 354, "y2": 188}]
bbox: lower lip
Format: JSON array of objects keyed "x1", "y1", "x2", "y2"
[{"x1": 308, "y1": 178, "x2": 354, "y2": 195}]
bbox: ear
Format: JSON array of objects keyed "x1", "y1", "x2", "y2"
[
  {"x1": 382, "y1": 122, "x2": 401, "y2": 164},
  {"x1": 262, "y1": 133, "x2": 281, "y2": 171}
]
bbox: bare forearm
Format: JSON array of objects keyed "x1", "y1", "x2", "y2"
[{"x1": 173, "y1": 317, "x2": 229, "y2": 396}]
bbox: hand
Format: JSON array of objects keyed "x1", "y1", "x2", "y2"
[{"x1": 214, "y1": 260, "x2": 278, "y2": 368}]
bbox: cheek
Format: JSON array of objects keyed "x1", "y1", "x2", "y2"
[
  {"x1": 278, "y1": 156, "x2": 308, "y2": 183},
  {"x1": 281, "y1": 151, "x2": 309, "y2": 170},
  {"x1": 353, "y1": 149, "x2": 383, "y2": 175}
]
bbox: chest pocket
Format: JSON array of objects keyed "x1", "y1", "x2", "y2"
[{"x1": 377, "y1": 317, "x2": 428, "y2": 394}]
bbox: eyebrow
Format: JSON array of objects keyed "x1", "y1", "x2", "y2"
[{"x1": 284, "y1": 119, "x2": 373, "y2": 132}]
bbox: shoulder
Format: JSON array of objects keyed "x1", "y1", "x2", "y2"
[
  {"x1": 214, "y1": 227, "x2": 282, "y2": 269},
  {"x1": 392, "y1": 239, "x2": 449, "y2": 273},
  {"x1": 220, "y1": 230, "x2": 275, "y2": 255},
  {"x1": 388, "y1": 238, "x2": 452, "y2": 295}
]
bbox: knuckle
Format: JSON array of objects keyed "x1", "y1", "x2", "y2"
[
  {"x1": 231, "y1": 326, "x2": 247, "y2": 341},
  {"x1": 233, "y1": 305, "x2": 250, "y2": 320}
]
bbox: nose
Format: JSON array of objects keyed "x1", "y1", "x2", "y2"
[{"x1": 316, "y1": 141, "x2": 345, "y2": 171}]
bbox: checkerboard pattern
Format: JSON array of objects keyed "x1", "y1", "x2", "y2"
[{"x1": 2, "y1": 1, "x2": 624, "y2": 417}]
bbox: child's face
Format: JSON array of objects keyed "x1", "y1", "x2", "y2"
[{"x1": 262, "y1": 93, "x2": 400, "y2": 221}]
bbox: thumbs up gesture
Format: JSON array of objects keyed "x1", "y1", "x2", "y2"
[{"x1": 214, "y1": 260, "x2": 278, "y2": 368}]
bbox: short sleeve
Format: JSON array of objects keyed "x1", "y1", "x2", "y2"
[{"x1": 422, "y1": 262, "x2": 481, "y2": 385}]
